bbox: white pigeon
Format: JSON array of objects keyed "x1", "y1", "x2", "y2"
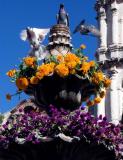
[
  {"x1": 20, "y1": 27, "x2": 50, "y2": 60},
  {"x1": 20, "y1": 27, "x2": 50, "y2": 42}
]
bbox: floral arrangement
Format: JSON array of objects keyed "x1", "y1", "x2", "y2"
[
  {"x1": 0, "y1": 106, "x2": 123, "y2": 159},
  {"x1": 6, "y1": 45, "x2": 111, "y2": 107}
]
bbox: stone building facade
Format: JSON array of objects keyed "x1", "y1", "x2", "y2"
[{"x1": 95, "y1": 0, "x2": 123, "y2": 124}]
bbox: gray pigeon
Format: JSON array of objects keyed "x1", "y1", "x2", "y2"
[
  {"x1": 73, "y1": 19, "x2": 101, "y2": 37},
  {"x1": 56, "y1": 4, "x2": 69, "y2": 26}
]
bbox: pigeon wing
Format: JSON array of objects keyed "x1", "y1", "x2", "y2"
[
  {"x1": 66, "y1": 13, "x2": 69, "y2": 26},
  {"x1": 56, "y1": 14, "x2": 59, "y2": 24},
  {"x1": 20, "y1": 29, "x2": 28, "y2": 41},
  {"x1": 87, "y1": 25, "x2": 101, "y2": 37},
  {"x1": 73, "y1": 19, "x2": 85, "y2": 34},
  {"x1": 20, "y1": 27, "x2": 36, "y2": 41},
  {"x1": 33, "y1": 28, "x2": 50, "y2": 42}
]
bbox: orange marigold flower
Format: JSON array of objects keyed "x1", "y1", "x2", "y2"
[
  {"x1": 36, "y1": 63, "x2": 55, "y2": 79},
  {"x1": 16, "y1": 77, "x2": 29, "y2": 90},
  {"x1": 36, "y1": 72, "x2": 44, "y2": 80},
  {"x1": 81, "y1": 62, "x2": 90, "y2": 74},
  {"x1": 65, "y1": 53, "x2": 80, "y2": 64},
  {"x1": 94, "y1": 97, "x2": 102, "y2": 104},
  {"x1": 24, "y1": 57, "x2": 36, "y2": 67},
  {"x1": 104, "y1": 78, "x2": 111, "y2": 88},
  {"x1": 89, "y1": 61, "x2": 95, "y2": 67},
  {"x1": 66, "y1": 61, "x2": 77, "y2": 69},
  {"x1": 100, "y1": 91, "x2": 106, "y2": 98},
  {"x1": 57, "y1": 54, "x2": 64, "y2": 62},
  {"x1": 80, "y1": 44, "x2": 86, "y2": 49},
  {"x1": 6, "y1": 69, "x2": 16, "y2": 77},
  {"x1": 48, "y1": 62, "x2": 55, "y2": 73},
  {"x1": 69, "y1": 69, "x2": 76, "y2": 74},
  {"x1": 6, "y1": 93, "x2": 12, "y2": 101},
  {"x1": 30, "y1": 76, "x2": 39, "y2": 85},
  {"x1": 55, "y1": 63, "x2": 69, "y2": 77},
  {"x1": 87, "y1": 100, "x2": 94, "y2": 106},
  {"x1": 38, "y1": 64, "x2": 50, "y2": 76},
  {"x1": 91, "y1": 71, "x2": 104, "y2": 85}
]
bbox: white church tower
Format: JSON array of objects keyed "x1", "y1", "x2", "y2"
[{"x1": 95, "y1": 0, "x2": 123, "y2": 124}]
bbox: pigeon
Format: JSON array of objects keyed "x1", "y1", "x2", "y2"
[
  {"x1": 73, "y1": 20, "x2": 101, "y2": 37},
  {"x1": 56, "y1": 4, "x2": 69, "y2": 26},
  {"x1": 20, "y1": 27, "x2": 50, "y2": 45},
  {"x1": 73, "y1": 20, "x2": 86, "y2": 34},
  {"x1": 20, "y1": 27, "x2": 50, "y2": 60}
]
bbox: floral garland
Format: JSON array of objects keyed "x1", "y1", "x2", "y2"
[
  {"x1": 0, "y1": 106, "x2": 123, "y2": 159},
  {"x1": 6, "y1": 46, "x2": 111, "y2": 107}
]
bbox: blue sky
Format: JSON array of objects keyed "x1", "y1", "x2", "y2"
[{"x1": 0, "y1": 0, "x2": 97, "y2": 113}]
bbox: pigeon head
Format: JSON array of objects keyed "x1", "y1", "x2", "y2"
[
  {"x1": 60, "y1": 4, "x2": 64, "y2": 9},
  {"x1": 59, "y1": 4, "x2": 66, "y2": 14}
]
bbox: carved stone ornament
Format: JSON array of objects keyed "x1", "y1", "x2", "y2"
[
  {"x1": 95, "y1": 0, "x2": 123, "y2": 11},
  {"x1": 48, "y1": 24, "x2": 72, "y2": 56}
]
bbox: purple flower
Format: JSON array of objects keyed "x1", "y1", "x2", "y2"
[
  {"x1": 103, "y1": 116, "x2": 107, "y2": 121},
  {"x1": 33, "y1": 139, "x2": 40, "y2": 144},
  {"x1": 0, "y1": 106, "x2": 122, "y2": 159},
  {"x1": 2, "y1": 124, "x2": 8, "y2": 129},
  {"x1": 98, "y1": 115, "x2": 103, "y2": 120},
  {"x1": 19, "y1": 108, "x2": 23, "y2": 112},
  {"x1": 26, "y1": 134, "x2": 33, "y2": 141}
]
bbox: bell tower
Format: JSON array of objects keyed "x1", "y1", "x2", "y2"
[{"x1": 95, "y1": 0, "x2": 123, "y2": 124}]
